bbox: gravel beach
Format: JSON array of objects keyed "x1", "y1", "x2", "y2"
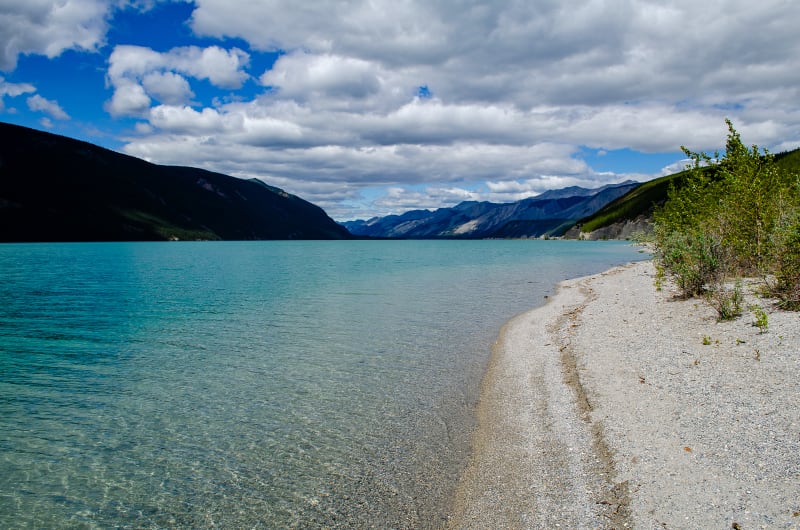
[{"x1": 449, "y1": 259, "x2": 800, "y2": 529}]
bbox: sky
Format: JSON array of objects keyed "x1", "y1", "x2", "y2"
[{"x1": 1, "y1": 1, "x2": 799, "y2": 221}]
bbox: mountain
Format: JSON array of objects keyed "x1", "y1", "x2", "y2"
[
  {"x1": 562, "y1": 172, "x2": 678, "y2": 239},
  {"x1": 0, "y1": 122, "x2": 350, "y2": 242},
  {"x1": 342, "y1": 181, "x2": 640, "y2": 238}
]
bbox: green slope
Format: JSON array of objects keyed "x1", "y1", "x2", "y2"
[{"x1": 574, "y1": 147, "x2": 800, "y2": 235}]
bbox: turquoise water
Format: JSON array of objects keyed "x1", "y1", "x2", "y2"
[{"x1": 0, "y1": 240, "x2": 645, "y2": 528}]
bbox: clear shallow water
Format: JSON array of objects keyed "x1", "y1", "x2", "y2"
[{"x1": 0, "y1": 240, "x2": 645, "y2": 528}]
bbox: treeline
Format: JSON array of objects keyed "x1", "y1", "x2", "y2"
[{"x1": 654, "y1": 120, "x2": 800, "y2": 314}]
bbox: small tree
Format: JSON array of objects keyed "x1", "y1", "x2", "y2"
[
  {"x1": 713, "y1": 120, "x2": 785, "y2": 274},
  {"x1": 654, "y1": 136, "x2": 722, "y2": 298}
]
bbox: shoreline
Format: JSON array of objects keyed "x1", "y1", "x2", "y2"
[{"x1": 448, "y1": 260, "x2": 800, "y2": 528}]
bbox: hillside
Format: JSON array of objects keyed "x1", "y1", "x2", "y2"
[
  {"x1": 0, "y1": 123, "x2": 350, "y2": 242},
  {"x1": 569, "y1": 147, "x2": 800, "y2": 239},
  {"x1": 343, "y1": 181, "x2": 639, "y2": 239}
]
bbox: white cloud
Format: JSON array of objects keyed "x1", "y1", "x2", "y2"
[
  {"x1": 371, "y1": 186, "x2": 484, "y2": 214},
  {"x1": 142, "y1": 72, "x2": 194, "y2": 105},
  {"x1": 660, "y1": 159, "x2": 692, "y2": 176},
  {"x1": 0, "y1": 0, "x2": 111, "y2": 71},
  {"x1": 106, "y1": 45, "x2": 250, "y2": 89},
  {"x1": 188, "y1": 0, "x2": 800, "y2": 123},
  {"x1": 105, "y1": 44, "x2": 250, "y2": 116},
  {"x1": 484, "y1": 175, "x2": 629, "y2": 203},
  {"x1": 0, "y1": 76, "x2": 36, "y2": 111},
  {"x1": 0, "y1": 76, "x2": 36, "y2": 97},
  {"x1": 111, "y1": 0, "x2": 800, "y2": 219},
  {"x1": 148, "y1": 105, "x2": 239, "y2": 134},
  {"x1": 27, "y1": 94, "x2": 69, "y2": 119},
  {"x1": 105, "y1": 78, "x2": 151, "y2": 117},
  {"x1": 177, "y1": 46, "x2": 249, "y2": 89},
  {"x1": 261, "y1": 52, "x2": 383, "y2": 100},
  {"x1": 106, "y1": 45, "x2": 162, "y2": 80}
]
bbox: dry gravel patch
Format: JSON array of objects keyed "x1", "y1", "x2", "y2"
[
  {"x1": 572, "y1": 261, "x2": 800, "y2": 529},
  {"x1": 449, "y1": 259, "x2": 799, "y2": 529}
]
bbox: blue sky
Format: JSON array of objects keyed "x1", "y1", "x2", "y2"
[{"x1": 1, "y1": 1, "x2": 799, "y2": 221}]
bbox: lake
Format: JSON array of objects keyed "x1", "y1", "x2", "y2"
[{"x1": 0, "y1": 240, "x2": 645, "y2": 528}]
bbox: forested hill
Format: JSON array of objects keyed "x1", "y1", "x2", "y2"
[{"x1": 0, "y1": 122, "x2": 350, "y2": 242}]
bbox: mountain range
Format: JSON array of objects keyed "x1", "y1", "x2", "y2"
[
  {"x1": 0, "y1": 122, "x2": 350, "y2": 242},
  {"x1": 342, "y1": 181, "x2": 640, "y2": 239},
  {"x1": 12, "y1": 122, "x2": 788, "y2": 243}
]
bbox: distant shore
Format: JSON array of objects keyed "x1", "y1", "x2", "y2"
[{"x1": 448, "y1": 260, "x2": 800, "y2": 528}]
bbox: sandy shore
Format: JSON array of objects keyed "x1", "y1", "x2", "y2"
[{"x1": 449, "y1": 259, "x2": 800, "y2": 529}]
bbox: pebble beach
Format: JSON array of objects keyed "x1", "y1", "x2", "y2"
[{"x1": 449, "y1": 259, "x2": 800, "y2": 529}]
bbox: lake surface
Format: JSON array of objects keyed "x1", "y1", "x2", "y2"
[{"x1": 0, "y1": 240, "x2": 645, "y2": 528}]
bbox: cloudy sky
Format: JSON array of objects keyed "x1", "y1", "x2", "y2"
[{"x1": 1, "y1": 0, "x2": 799, "y2": 220}]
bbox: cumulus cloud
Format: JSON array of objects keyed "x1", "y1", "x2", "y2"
[
  {"x1": 27, "y1": 94, "x2": 70, "y2": 119},
  {"x1": 141, "y1": 72, "x2": 194, "y2": 105},
  {"x1": 180, "y1": 46, "x2": 249, "y2": 88},
  {"x1": 187, "y1": 0, "x2": 800, "y2": 128},
  {"x1": 107, "y1": 45, "x2": 250, "y2": 89},
  {"x1": 108, "y1": 0, "x2": 800, "y2": 219},
  {"x1": 0, "y1": 76, "x2": 35, "y2": 97},
  {"x1": 0, "y1": 0, "x2": 111, "y2": 71},
  {"x1": 0, "y1": 76, "x2": 36, "y2": 110},
  {"x1": 105, "y1": 78, "x2": 151, "y2": 117},
  {"x1": 371, "y1": 185, "x2": 488, "y2": 214},
  {"x1": 262, "y1": 52, "x2": 383, "y2": 100},
  {"x1": 105, "y1": 44, "x2": 249, "y2": 116},
  {"x1": 148, "y1": 105, "x2": 240, "y2": 134}
]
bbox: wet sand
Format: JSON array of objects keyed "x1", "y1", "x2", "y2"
[{"x1": 449, "y1": 260, "x2": 800, "y2": 528}]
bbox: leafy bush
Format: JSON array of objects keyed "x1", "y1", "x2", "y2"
[
  {"x1": 657, "y1": 229, "x2": 722, "y2": 297},
  {"x1": 751, "y1": 305, "x2": 769, "y2": 333},
  {"x1": 654, "y1": 120, "x2": 800, "y2": 311},
  {"x1": 771, "y1": 208, "x2": 800, "y2": 309},
  {"x1": 707, "y1": 280, "x2": 744, "y2": 321}
]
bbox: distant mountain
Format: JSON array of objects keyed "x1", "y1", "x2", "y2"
[
  {"x1": 0, "y1": 122, "x2": 350, "y2": 242},
  {"x1": 343, "y1": 181, "x2": 640, "y2": 238}
]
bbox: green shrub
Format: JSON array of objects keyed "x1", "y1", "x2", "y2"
[
  {"x1": 654, "y1": 262, "x2": 666, "y2": 291},
  {"x1": 772, "y1": 209, "x2": 800, "y2": 309},
  {"x1": 657, "y1": 229, "x2": 725, "y2": 298},
  {"x1": 654, "y1": 120, "x2": 800, "y2": 311},
  {"x1": 751, "y1": 305, "x2": 769, "y2": 333},
  {"x1": 707, "y1": 280, "x2": 744, "y2": 321}
]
